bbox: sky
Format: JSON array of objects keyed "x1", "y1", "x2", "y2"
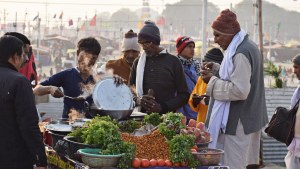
[{"x1": 0, "y1": 0, "x2": 300, "y2": 24}]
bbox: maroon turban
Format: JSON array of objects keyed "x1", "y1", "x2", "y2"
[{"x1": 211, "y1": 9, "x2": 240, "y2": 35}]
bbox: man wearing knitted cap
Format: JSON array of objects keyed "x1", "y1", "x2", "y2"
[
  {"x1": 175, "y1": 36, "x2": 200, "y2": 121},
  {"x1": 102, "y1": 29, "x2": 140, "y2": 83},
  {"x1": 201, "y1": 9, "x2": 268, "y2": 169},
  {"x1": 129, "y1": 21, "x2": 189, "y2": 114}
]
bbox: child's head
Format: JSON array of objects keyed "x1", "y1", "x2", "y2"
[
  {"x1": 76, "y1": 37, "x2": 101, "y2": 74},
  {"x1": 204, "y1": 48, "x2": 224, "y2": 64},
  {"x1": 77, "y1": 37, "x2": 101, "y2": 57}
]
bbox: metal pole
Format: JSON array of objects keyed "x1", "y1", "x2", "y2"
[
  {"x1": 253, "y1": 0, "x2": 258, "y2": 43},
  {"x1": 15, "y1": 12, "x2": 17, "y2": 32},
  {"x1": 23, "y1": 10, "x2": 27, "y2": 34},
  {"x1": 201, "y1": 0, "x2": 207, "y2": 59},
  {"x1": 3, "y1": 8, "x2": 6, "y2": 33},
  {"x1": 258, "y1": 0, "x2": 264, "y2": 59}
]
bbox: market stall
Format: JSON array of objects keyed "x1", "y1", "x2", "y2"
[{"x1": 42, "y1": 78, "x2": 229, "y2": 169}]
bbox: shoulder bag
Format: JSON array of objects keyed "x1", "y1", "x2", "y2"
[{"x1": 264, "y1": 99, "x2": 300, "y2": 146}]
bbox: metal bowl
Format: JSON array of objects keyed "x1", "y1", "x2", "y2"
[
  {"x1": 87, "y1": 103, "x2": 133, "y2": 120},
  {"x1": 192, "y1": 148, "x2": 224, "y2": 166},
  {"x1": 196, "y1": 140, "x2": 213, "y2": 149}
]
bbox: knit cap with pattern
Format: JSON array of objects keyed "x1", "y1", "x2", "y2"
[{"x1": 121, "y1": 29, "x2": 140, "y2": 52}]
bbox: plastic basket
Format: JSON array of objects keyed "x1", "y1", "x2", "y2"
[{"x1": 77, "y1": 148, "x2": 124, "y2": 168}]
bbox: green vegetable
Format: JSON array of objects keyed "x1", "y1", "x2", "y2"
[
  {"x1": 68, "y1": 127, "x2": 87, "y2": 143},
  {"x1": 83, "y1": 120, "x2": 120, "y2": 148},
  {"x1": 143, "y1": 112, "x2": 162, "y2": 126},
  {"x1": 104, "y1": 141, "x2": 136, "y2": 169},
  {"x1": 158, "y1": 112, "x2": 185, "y2": 140},
  {"x1": 158, "y1": 124, "x2": 177, "y2": 140},
  {"x1": 118, "y1": 120, "x2": 141, "y2": 133},
  {"x1": 168, "y1": 134, "x2": 199, "y2": 167}
]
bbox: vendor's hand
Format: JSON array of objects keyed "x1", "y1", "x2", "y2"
[
  {"x1": 203, "y1": 96, "x2": 210, "y2": 105},
  {"x1": 140, "y1": 95, "x2": 162, "y2": 113},
  {"x1": 192, "y1": 94, "x2": 203, "y2": 108},
  {"x1": 202, "y1": 62, "x2": 214, "y2": 70},
  {"x1": 50, "y1": 86, "x2": 64, "y2": 98},
  {"x1": 113, "y1": 75, "x2": 125, "y2": 86},
  {"x1": 201, "y1": 69, "x2": 213, "y2": 84}
]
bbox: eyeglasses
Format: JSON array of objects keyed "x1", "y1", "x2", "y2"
[{"x1": 138, "y1": 41, "x2": 152, "y2": 47}]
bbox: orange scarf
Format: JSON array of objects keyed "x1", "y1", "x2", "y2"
[{"x1": 105, "y1": 57, "x2": 131, "y2": 83}]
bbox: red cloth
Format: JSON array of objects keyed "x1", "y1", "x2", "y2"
[
  {"x1": 90, "y1": 15, "x2": 96, "y2": 26},
  {"x1": 19, "y1": 53, "x2": 38, "y2": 86}
]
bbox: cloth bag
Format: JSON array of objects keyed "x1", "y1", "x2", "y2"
[{"x1": 264, "y1": 99, "x2": 300, "y2": 146}]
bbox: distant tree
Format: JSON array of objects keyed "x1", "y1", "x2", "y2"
[
  {"x1": 234, "y1": 0, "x2": 300, "y2": 42},
  {"x1": 97, "y1": 12, "x2": 111, "y2": 29},
  {"x1": 162, "y1": 0, "x2": 219, "y2": 38},
  {"x1": 110, "y1": 8, "x2": 139, "y2": 32}
]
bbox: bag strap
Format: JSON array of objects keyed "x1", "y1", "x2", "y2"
[{"x1": 289, "y1": 98, "x2": 300, "y2": 117}]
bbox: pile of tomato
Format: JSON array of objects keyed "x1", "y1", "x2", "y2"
[{"x1": 131, "y1": 158, "x2": 189, "y2": 168}]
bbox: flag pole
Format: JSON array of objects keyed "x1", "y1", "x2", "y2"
[
  {"x1": 14, "y1": 12, "x2": 17, "y2": 32},
  {"x1": 23, "y1": 10, "x2": 27, "y2": 34},
  {"x1": 95, "y1": 9, "x2": 97, "y2": 34}
]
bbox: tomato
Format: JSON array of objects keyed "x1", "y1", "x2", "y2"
[
  {"x1": 132, "y1": 158, "x2": 141, "y2": 168},
  {"x1": 173, "y1": 162, "x2": 181, "y2": 167},
  {"x1": 191, "y1": 148, "x2": 197, "y2": 153},
  {"x1": 150, "y1": 159, "x2": 157, "y2": 167},
  {"x1": 188, "y1": 119, "x2": 197, "y2": 127},
  {"x1": 141, "y1": 159, "x2": 150, "y2": 168},
  {"x1": 165, "y1": 159, "x2": 172, "y2": 167},
  {"x1": 157, "y1": 159, "x2": 165, "y2": 167},
  {"x1": 181, "y1": 161, "x2": 188, "y2": 167},
  {"x1": 192, "y1": 145, "x2": 198, "y2": 150}
]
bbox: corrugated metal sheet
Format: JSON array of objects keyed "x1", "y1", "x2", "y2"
[{"x1": 262, "y1": 87, "x2": 295, "y2": 164}]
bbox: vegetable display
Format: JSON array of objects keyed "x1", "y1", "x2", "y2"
[
  {"x1": 68, "y1": 115, "x2": 135, "y2": 169},
  {"x1": 67, "y1": 112, "x2": 213, "y2": 168}
]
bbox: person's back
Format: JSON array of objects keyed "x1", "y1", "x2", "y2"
[
  {"x1": 0, "y1": 35, "x2": 47, "y2": 169},
  {"x1": 0, "y1": 66, "x2": 36, "y2": 168}
]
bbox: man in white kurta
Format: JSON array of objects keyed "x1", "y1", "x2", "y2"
[{"x1": 201, "y1": 9, "x2": 268, "y2": 169}]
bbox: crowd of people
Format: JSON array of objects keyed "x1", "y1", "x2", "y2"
[{"x1": 1, "y1": 9, "x2": 300, "y2": 169}]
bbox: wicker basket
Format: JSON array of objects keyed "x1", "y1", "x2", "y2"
[
  {"x1": 192, "y1": 148, "x2": 224, "y2": 166},
  {"x1": 77, "y1": 148, "x2": 124, "y2": 168}
]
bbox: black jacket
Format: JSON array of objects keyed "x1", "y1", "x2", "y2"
[
  {"x1": 129, "y1": 52, "x2": 190, "y2": 113},
  {"x1": 0, "y1": 62, "x2": 47, "y2": 168}
]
